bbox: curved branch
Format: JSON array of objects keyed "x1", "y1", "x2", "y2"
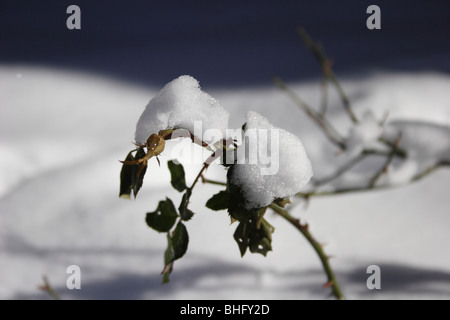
[
  {"x1": 269, "y1": 204, "x2": 345, "y2": 300},
  {"x1": 298, "y1": 162, "x2": 450, "y2": 198},
  {"x1": 297, "y1": 27, "x2": 358, "y2": 124},
  {"x1": 274, "y1": 77, "x2": 346, "y2": 150}
]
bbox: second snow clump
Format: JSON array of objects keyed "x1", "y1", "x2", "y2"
[{"x1": 229, "y1": 111, "x2": 313, "y2": 209}]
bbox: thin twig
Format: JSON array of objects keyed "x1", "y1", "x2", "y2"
[
  {"x1": 378, "y1": 137, "x2": 407, "y2": 157},
  {"x1": 39, "y1": 276, "x2": 61, "y2": 300},
  {"x1": 327, "y1": 72, "x2": 357, "y2": 123},
  {"x1": 412, "y1": 161, "x2": 450, "y2": 182},
  {"x1": 182, "y1": 138, "x2": 235, "y2": 216},
  {"x1": 320, "y1": 77, "x2": 329, "y2": 115},
  {"x1": 189, "y1": 154, "x2": 217, "y2": 191},
  {"x1": 297, "y1": 27, "x2": 358, "y2": 124},
  {"x1": 188, "y1": 137, "x2": 235, "y2": 191},
  {"x1": 199, "y1": 152, "x2": 450, "y2": 200},
  {"x1": 313, "y1": 145, "x2": 407, "y2": 187},
  {"x1": 269, "y1": 204, "x2": 345, "y2": 300},
  {"x1": 364, "y1": 146, "x2": 406, "y2": 158},
  {"x1": 274, "y1": 77, "x2": 346, "y2": 150},
  {"x1": 368, "y1": 133, "x2": 402, "y2": 188},
  {"x1": 314, "y1": 154, "x2": 366, "y2": 186},
  {"x1": 202, "y1": 178, "x2": 227, "y2": 186},
  {"x1": 297, "y1": 162, "x2": 450, "y2": 198}
]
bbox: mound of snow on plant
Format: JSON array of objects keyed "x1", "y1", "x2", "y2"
[{"x1": 135, "y1": 76, "x2": 230, "y2": 145}]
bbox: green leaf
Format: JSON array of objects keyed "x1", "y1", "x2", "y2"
[
  {"x1": 119, "y1": 148, "x2": 147, "y2": 199},
  {"x1": 161, "y1": 222, "x2": 189, "y2": 283},
  {"x1": 232, "y1": 213, "x2": 274, "y2": 257},
  {"x1": 178, "y1": 190, "x2": 194, "y2": 221},
  {"x1": 206, "y1": 190, "x2": 230, "y2": 211},
  {"x1": 226, "y1": 164, "x2": 254, "y2": 220},
  {"x1": 145, "y1": 198, "x2": 179, "y2": 233},
  {"x1": 233, "y1": 221, "x2": 249, "y2": 257},
  {"x1": 132, "y1": 148, "x2": 147, "y2": 196},
  {"x1": 227, "y1": 175, "x2": 258, "y2": 221},
  {"x1": 119, "y1": 150, "x2": 136, "y2": 199},
  {"x1": 181, "y1": 208, "x2": 195, "y2": 221},
  {"x1": 162, "y1": 233, "x2": 174, "y2": 284},
  {"x1": 225, "y1": 163, "x2": 275, "y2": 257},
  {"x1": 172, "y1": 222, "x2": 189, "y2": 260},
  {"x1": 168, "y1": 160, "x2": 186, "y2": 192},
  {"x1": 248, "y1": 218, "x2": 274, "y2": 257},
  {"x1": 249, "y1": 237, "x2": 272, "y2": 256}
]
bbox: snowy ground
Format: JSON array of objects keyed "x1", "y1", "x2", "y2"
[{"x1": 1, "y1": 64, "x2": 449, "y2": 299}]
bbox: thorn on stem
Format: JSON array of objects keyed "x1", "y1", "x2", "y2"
[{"x1": 38, "y1": 284, "x2": 49, "y2": 291}]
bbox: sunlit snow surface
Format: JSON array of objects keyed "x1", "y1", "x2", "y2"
[{"x1": 1, "y1": 65, "x2": 450, "y2": 299}]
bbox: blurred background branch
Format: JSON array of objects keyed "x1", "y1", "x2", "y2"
[{"x1": 277, "y1": 28, "x2": 450, "y2": 203}]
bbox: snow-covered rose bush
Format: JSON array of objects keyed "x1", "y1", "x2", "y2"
[
  {"x1": 119, "y1": 31, "x2": 450, "y2": 301},
  {"x1": 119, "y1": 75, "x2": 315, "y2": 283}
]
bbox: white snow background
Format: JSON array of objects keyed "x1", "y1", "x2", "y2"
[{"x1": 1, "y1": 64, "x2": 450, "y2": 300}]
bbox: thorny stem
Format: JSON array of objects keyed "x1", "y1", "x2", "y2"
[
  {"x1": 201, "y1": 162, "x2": 449, "y2": 300},
  {"x1": 199, "y1": 27, "x2": 448, "y2": 301},
  {"x1": 39, "y1": 276, "x2": 61, "y2": 300},
  {"x1": 189, "y1": 141, "x2": 232, "y2": 191},
  {"x1": 190, "y1": 161, "x2": 211, "y2": 191},
  {"x1": 269, "y1": 204, "x2": 345, "y2": 300},
  {"x1": 159, "y1": 128, "x2": 211, "y2": 150},
  {"x1": 186, "y1": 138, "x2": 236, "y2": 205},
  {"x1": 201, "y1": 177, "x2": 345, "y2": 299}
]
